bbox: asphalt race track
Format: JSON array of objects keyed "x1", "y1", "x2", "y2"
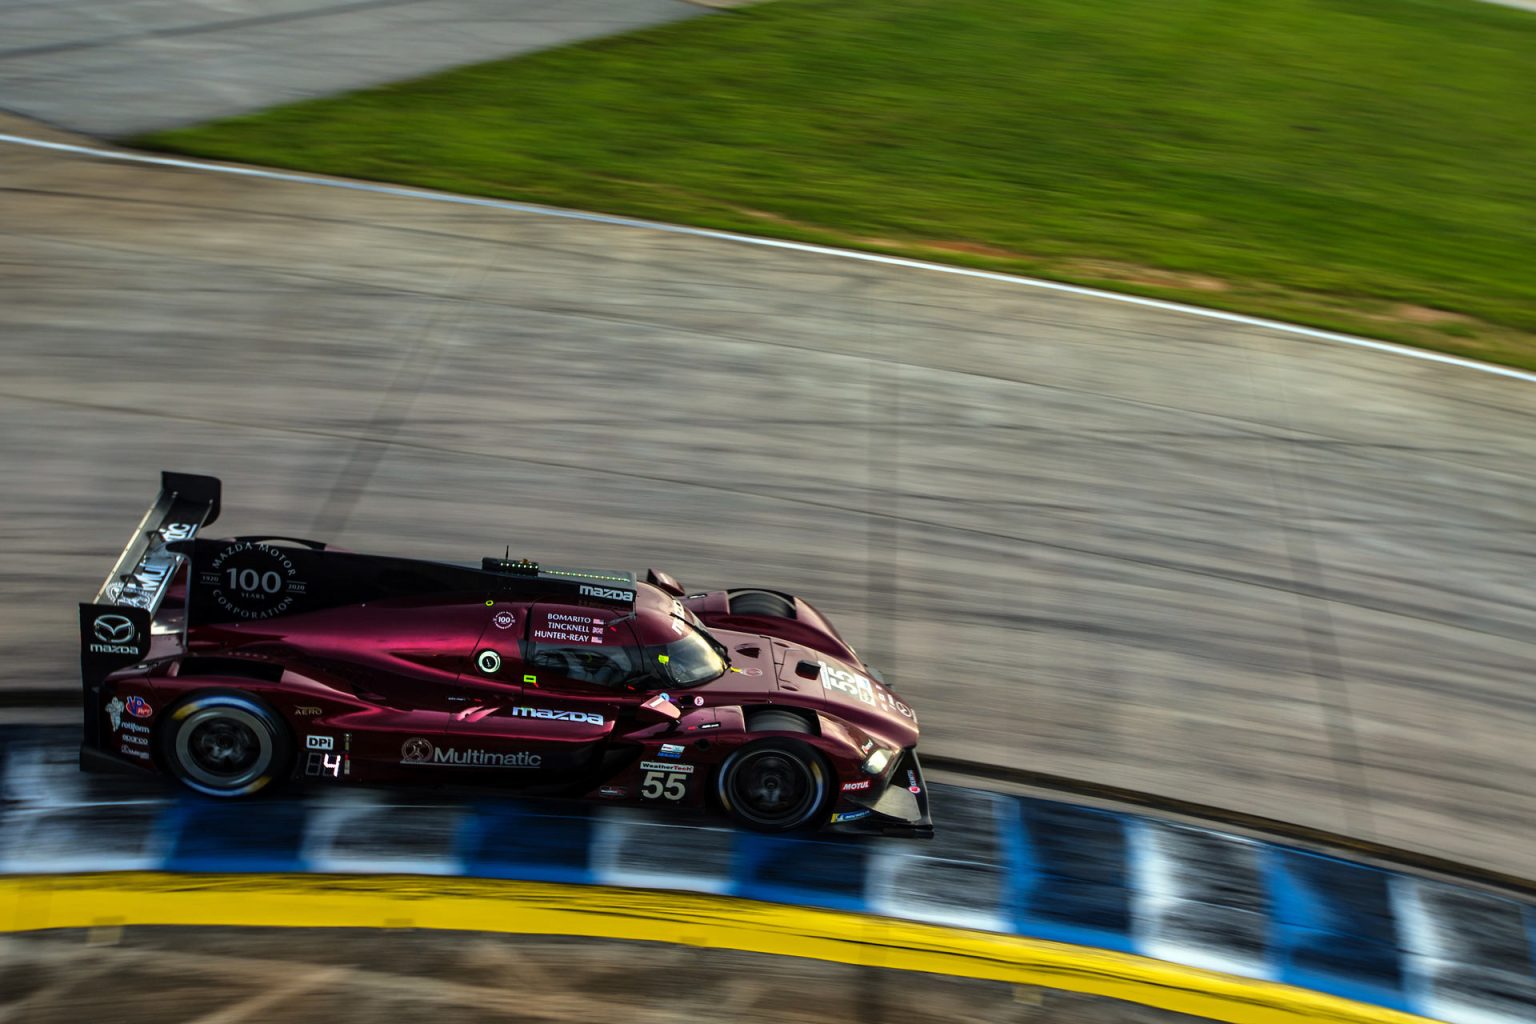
[
  {"x1": 1, "y1": 115, "x2": 1534, "y2": 879},
  {"x1": 0, "y1": 0, "x2": 705, "y2": 136}
]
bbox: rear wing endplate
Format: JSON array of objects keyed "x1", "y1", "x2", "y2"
[{"x1": 79, "y1": 472, "x2": 222, "y2": 730}]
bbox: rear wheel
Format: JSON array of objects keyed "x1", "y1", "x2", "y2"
[
  {"x1": 716, "y1": 739, "x2": 830, "y2": 832},
  {"x1": 728, "y1": 590, "x2": 795, "y2": 618},
  {"x1": 160, "y1": 692, "x2": 291, "y2": 798}
]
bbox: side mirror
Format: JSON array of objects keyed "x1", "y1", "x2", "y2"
[
  {"x1": 645, "y1": 568, "x2": 686, "y2": 597},
  {"x1": 637, "y1": 693, "x2": 682, "y2": 724}
]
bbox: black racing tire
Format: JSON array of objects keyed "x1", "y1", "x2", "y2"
[
  {"x1": 746, "y1": 708, "x2": 814, "y2": 734},
  {"x1": 728, "y1": 590, "x2": 795, "y2": 618},
  {"x1": 716, "y1": 738, "x2": 832, "y2": 833},
  {"x1": 158, "y1": 691, "x2": 293, "y2": 798}
]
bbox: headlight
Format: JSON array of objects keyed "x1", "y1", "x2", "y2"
[{"x1": 862, "y1": 747, "x2": 893, "y2": 776}]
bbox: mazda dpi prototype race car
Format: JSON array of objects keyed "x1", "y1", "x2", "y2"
[{"x1": 78, "y1": 473, "x2": 931, "y2": 836}]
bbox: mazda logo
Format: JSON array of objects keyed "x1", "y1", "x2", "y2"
[
  {"x1": 401, "y1": 737, "x2": 434, "y2": 763},
  {"x1": 93, "y1": 614, "x2": 136, "y2": 645}
]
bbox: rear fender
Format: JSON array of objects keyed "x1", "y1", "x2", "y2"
[
  {"x1": 82, "y1": 669, "x2": 164, "y2": 774},
  {"x1": 684, "y1": 590, "x2": 862, "y2": 665}
]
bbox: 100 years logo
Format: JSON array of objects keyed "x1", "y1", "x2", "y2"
[{"x1": 201, "y1": 542, "x2": 308, "y2": 619}]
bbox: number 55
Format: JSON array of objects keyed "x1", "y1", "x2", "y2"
[{"x1": 641, "y1": 770, "x2": 686, "y2": 801}]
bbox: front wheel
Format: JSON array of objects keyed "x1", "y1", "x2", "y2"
[
  {"x1": 716, "y1": 740, "x2": 831, "y2": 832},
  {"x1": 159, "y1": 692, "x2": 292, "y2": 798}
]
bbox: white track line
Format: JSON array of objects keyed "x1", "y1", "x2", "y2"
[{"x1": 4, "y1": 131, "x2": 1534, "y2": 386}]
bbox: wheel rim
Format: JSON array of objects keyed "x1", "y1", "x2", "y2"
[
  {"x1": 174, "y1": 705, "x2": 273, "y2": 792},
  {"x1": 726, "y1": 747, "x2": 823, "y2": 828}
]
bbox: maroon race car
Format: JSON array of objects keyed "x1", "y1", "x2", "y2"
[{"x1": 78, "y1": 472, "x2": 931, "y2": 836}]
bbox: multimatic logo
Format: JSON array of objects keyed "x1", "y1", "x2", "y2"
[
  {"x1": 578, "y1": 584, "x2": 634, "y2": 602},
  {"x1": 102, "y1": 522, "x2": 195, "y2": 609},
  {"x1": 199, "y1": 542, "x2": 308, "y2": 619},
  {"x1": 399, "y1": 737, "x2": 542, "y2": 768},
  {"x1": 104, "y1": 561, "x2": 172, "y2": 608},
  {"x1": 89, "y1": 614, "x2": 141, "y2": 655}
]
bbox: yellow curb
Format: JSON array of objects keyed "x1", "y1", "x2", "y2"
[{"x1": 1, "y1": 873, "x2": 1432, "y2": 1024}]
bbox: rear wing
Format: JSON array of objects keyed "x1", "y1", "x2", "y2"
[{"x1": 79, "y1": 471, "x2": 222, "y2": 704}]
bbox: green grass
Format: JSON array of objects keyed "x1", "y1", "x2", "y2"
[{"x1": 138, "y1": 0, "x2": 1536, "y2": 369}]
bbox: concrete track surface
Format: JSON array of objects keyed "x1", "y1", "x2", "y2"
[{"x1": 1, "y1": 118, "x2": 1533, "y2": 877}]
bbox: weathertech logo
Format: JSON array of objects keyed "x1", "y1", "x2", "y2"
[
  {"x1": 578, "y1": 584, "x2": 634, "y2": 602},
  {"x1": 89, "y1": 614, "x2": 141, "y2": 655},
  {"x1": 400, "y1": 737, "x2": 541, "y2": 768}
]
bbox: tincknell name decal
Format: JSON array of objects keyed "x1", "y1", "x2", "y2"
[
  {"x1": 532, "y1": 610, "x2": 608, "y2": 645},
  {"x1": 197, "y1": 542, "x2": 309, "y2": 619}
]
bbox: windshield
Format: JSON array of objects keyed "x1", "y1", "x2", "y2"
[
  {"x1": 527, "y1": 643, "x2": 639, "y2": 689},
  {"x1": 657, "y1": 629, "x2": 727, "y2": 686}
]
